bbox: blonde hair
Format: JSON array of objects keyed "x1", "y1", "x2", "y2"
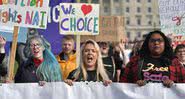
[
  {"x1": 74, "y1": 39, "x2": 109, "y2": 81},
  {"x1": 62, "y1": 35, "x2": 75, "y2": 44}
]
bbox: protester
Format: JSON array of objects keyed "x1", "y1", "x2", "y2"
[
  {"x1": 56, "y1": 35, "x2": 77, "y2": 80},
  {"x1": 120, "y1": 30, "x2": 185, "y2": 88},
  {"x1": 113, "y1": 42, "x2": 126, "y2": 82},
  {"x1": 15, "y1": 36, "x2": 62, "y2": 83},
  {"x1": 0, "y1": 35, "x2": 8, "y2": 82},
  {"x1": 16, "y1": 28, "x2": 51, "y2": 67},
  {"x1": 130, "y1": 40, "x2": 143, "y2": 58},
  {"x1": 64, "y1": 39, "x2": 112, "y2": 86},
  {"x1": 174, "y1": 44, "x2": 185, "y2": 67},
  {"x1": 99, "y1": 41, "x2": 115, "y2": 81}
]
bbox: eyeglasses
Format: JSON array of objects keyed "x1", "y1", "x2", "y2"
[
  {"x1": 149, "y1": 38, "x2": 164, "y2": 43},
  {"x1": 30, "y1": 43, "x2": 42, "y2": 48}
]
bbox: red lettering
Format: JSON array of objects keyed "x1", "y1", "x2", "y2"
[
  {"x1": 17, "y1": 15, "x2": 22, "y2": 24},
  {"x1": 0, "y1": 0, "x2": 2, "y2": 5}
]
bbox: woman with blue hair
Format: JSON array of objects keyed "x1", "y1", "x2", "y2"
[{"x1": 15, "y1": 36, "x2": 62, "y2": 83}]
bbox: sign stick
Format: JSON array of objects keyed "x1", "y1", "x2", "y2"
[
  {"x1": 76, "y1": 0, "x2": 81, "y2": 67},
  {"x1": 75, "y1": 0, "x2": 92, "y2": 67},
  {"x1": 76, "y1": 35, "x2": 80, "y2": 67},
  {"x1": 8, "y1": 26, "x2": 19, "y2": 81}
]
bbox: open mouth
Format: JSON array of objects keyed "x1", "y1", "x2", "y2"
[
  {"x1": 87, "y1": 56, "x2": 93, "y2": 63},
  {"x1": 33, "y1": 49, "x2": 40, "y2": 55},
  {"x1": 103, "y1": 47, "x2": 106, "y2": 50}
]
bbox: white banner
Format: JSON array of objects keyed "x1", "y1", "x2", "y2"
[
  {"x1": 0, "y1": 0, "x2": 49, "y2": 29},
  {"x1": 1, "y1": 82, "x2": 185, "y2": 99}
]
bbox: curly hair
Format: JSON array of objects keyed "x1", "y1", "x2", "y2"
[{"x1": 139, "y1": 30, "x2": 174, "y2": 60}]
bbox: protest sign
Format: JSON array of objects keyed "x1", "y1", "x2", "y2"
[
  {"x1": 59, "y1": 3, "x2": 99, "y2": 35},
  {"x1": 0, "y1": 0, "x2": 49, "y2": 29},
  {"x1": 81, "y1": 16, "x2": 125, "y2": 42},
  {"x1": 0, "y1": 0, "x2": 49, "y2": 81},
  {"x1": 159, "y1": 0, "x2": 185, "y2": 47}
]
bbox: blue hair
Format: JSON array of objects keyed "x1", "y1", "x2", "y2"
[
  {"x1": 36, "y1": 49, "x2": 62, "y2": 82},
  {"x1": 25, "y1": 35, "x2": 62, "y2": 82}
]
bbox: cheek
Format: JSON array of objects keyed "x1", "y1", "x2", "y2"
[
  {"x1": 82, "y1": 53, "x2": 88, "y2": 59},
  {"x1": 69, "y1": 46, "x2": 73, "y2": 50},
  {"x1": 160, "y1": 43, "x2": 165, "y2": 50},
  {"x1": 30, "y1": 48, "x2": 34, "y2": 52},
  {"x1": 62, "y1": 45, "x2": 67, "y2": 49},
  {"x1": 83, "y1": 52, "x2": 87, "y2": 56},
  {"x1": 148, "y1": 43, "x2": 152, "y2": 47},
  {"x1": 94, "y1": 53, "x2": 98, "y2": 60},
  {"x1": 148, "y1": 44, "x2": 153, "y2": 50},
  {"x1": 40, "y1": 47, "x2": 45, "y2": 52}
]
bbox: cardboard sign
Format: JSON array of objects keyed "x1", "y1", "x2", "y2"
[
  {"x1": 158, "y1": 0, "x2": 185, "y2": 48},
  {"x1": 81, "y1": 16, "x2": 125, "y2": 42},
  {"x1": 59, "y1": 3, "x2": 99, "y2": 35},
  {"x1": 0, "y1": 0, "x2": 49, "y2": 29},
  {"x1": 159, "y1": 0, "x2": 185, "y2": 35}
]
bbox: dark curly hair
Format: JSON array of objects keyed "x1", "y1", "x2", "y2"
[{"x1": 139, "y1": 30, "x2": 174, "y2": 60}]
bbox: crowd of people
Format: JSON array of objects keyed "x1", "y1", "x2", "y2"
[{"x1": 1, "y1": 30, "x2": 185, "y2": 88}]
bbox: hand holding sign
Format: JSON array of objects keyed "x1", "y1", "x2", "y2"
[{"x1": 0, "y1": 35, "x2": 6, "y2": 49}]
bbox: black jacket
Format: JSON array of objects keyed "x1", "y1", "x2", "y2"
[
  {"x1": 0, "y1": 53, "x2": 7, "y2": 77},
  {"x1": 15, "y1": 58, "x2": 39, "y2": 83}
]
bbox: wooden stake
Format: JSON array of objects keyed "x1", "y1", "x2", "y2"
[
  {"x1": 76, "y1": 35, "x2": 80, "y2": 67},
  {"x1": 8, "y1": 26, "x2": 19, "y2": 81}
]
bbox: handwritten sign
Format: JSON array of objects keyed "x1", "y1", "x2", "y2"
[
  {"x1": 158, "y1": 0, "x2": 185, "y2": 48},
  {"x1": 81, "y1": 16, "x2": 125, "y2": 42},
  {"x1": 159, "y1": 0, "x2": 185, "y2": 35},
  {"x1": 59, "y1": 3, "x2": 99, "y2": 35},
  {"x1": 166, "y1": 33, "x2": 185, "y2": 48},
  {"x1": 0, "y1": 0, "x2": 49, "y2": 29}
]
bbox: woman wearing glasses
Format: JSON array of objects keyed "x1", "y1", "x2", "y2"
[
  {"x1": 15, "y1": 36, "x2": 62, "y2": 83},
  {"x1": 120, "y1": 30, "x2": 185, "y2": 87}
]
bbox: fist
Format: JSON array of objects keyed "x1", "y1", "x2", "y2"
[{"x1": 0, "y1": 36, "x2": 6, "y2": 48}]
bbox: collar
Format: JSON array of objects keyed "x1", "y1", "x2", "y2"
[
  {"x1": 33, "y1": 58, "x2": 44, "y2": 68},
  {"x1": 59, "y1": 50, "x2": 76, "y2": 60}
]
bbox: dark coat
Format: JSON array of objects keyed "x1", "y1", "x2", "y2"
[
  {"x1": 15, "y1": 58, "x2": 39, "y2": 83},
  {"x1": 0, "y1": 53, "x2": 7, "y2": 77}
]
